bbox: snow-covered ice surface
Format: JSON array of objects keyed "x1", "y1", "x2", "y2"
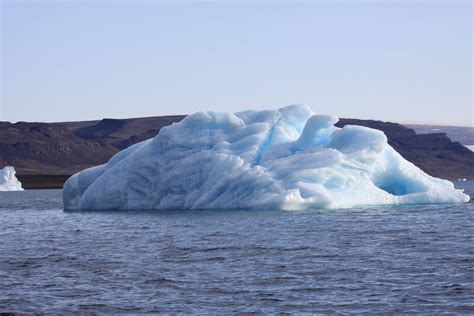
[
  {"x1": 63, "y1": 105, "x2": 470, "y2": 210},
  {"x1": 0, "y1": 166, "x2": 24, "y2": 191}
]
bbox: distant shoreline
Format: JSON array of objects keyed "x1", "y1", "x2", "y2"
[
  {"x1": 16, "y1": 173, "x2": 473, "y2": 190},
  {"x1": 16, "y1": 174, "x2": 70, "y2": 190},
  {"x1": 3, "y1": 115, "x2": 474, "y2": 189}
]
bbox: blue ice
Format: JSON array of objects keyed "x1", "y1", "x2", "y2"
[{"x1": 63, "y1": 105, "x2": 470, "y2": 210}]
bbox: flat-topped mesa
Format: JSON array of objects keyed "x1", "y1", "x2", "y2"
[
  {"x1": 63, "y1": 105, "x2": 470, "y2": 210},
  {"x1": 0, "y1": 166, "x2": 24, "y2": 191}
]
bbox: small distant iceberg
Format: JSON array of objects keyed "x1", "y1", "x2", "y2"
[
  {"x1": 0, "y1": 166, "x2": 24, "y2": 191},
  {"x1": 63, "y1": 105, "x2": 470, "y2": 210}
]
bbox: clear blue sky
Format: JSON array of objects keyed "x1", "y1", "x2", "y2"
[{"x1": 1, "y1": 0, "x2": 472, "y2": 125}]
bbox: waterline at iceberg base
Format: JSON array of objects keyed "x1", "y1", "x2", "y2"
[{"x1": 63, "y1": 105, "x2": 470, "y2": 210}]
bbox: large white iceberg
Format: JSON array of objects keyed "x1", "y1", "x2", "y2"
[
  {"x1": 0, "y1": 166, "x2": 24, "y2": 191},
  {"x1": 63, "y1": 105, "x2": 470, "y2": 210}
]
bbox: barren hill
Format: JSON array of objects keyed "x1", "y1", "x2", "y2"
[{"x1": 1, "y1": 115, "x2": 472, "y2": 188}]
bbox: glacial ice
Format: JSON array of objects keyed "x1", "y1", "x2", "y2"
[
  {"x1": 63, "y1": 105, "x2": 470, "y2": 210},
  {"x1": 0, "y1": 166, "x2": 24, "y2": 191}
]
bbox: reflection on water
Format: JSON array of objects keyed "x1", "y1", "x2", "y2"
[{"x1": 0, "y1": 182, "x2": 473, "y2": 313}]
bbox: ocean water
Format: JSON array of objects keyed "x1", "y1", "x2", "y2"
[{"x1": 0, "y1": 182, "x2": 473, "y2": 314}]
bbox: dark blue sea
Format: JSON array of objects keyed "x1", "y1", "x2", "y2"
[{"x1": 1, "y1": 181, "x2": 473, "y2": 314}]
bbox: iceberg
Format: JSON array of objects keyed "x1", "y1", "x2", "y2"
[
  {"x1": 63, "y1": 105, "x2": 470, "y2": 210},
  {"x1": 0, "y1": 166, "x2": 24, "y2": 191}
]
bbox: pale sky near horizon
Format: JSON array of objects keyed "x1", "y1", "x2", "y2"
[{"x1": 1, "y1": 0, "x2": 472, "y2": 126}]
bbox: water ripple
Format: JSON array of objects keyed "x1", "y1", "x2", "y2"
[{"x1": 0, "y1": 181, "x2": 473, "y2": 313}]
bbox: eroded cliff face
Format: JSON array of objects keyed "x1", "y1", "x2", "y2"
[{"x1": 0, "y1": 116, "x2": 185, "y2": 176}]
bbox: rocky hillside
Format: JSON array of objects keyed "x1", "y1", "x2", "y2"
[
  {"x1": 1, "y1": 115, "x2": 473, "y2": 188},
  {"x1": 0, "y1": 116, "x2": 184, "y2": 175}
]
